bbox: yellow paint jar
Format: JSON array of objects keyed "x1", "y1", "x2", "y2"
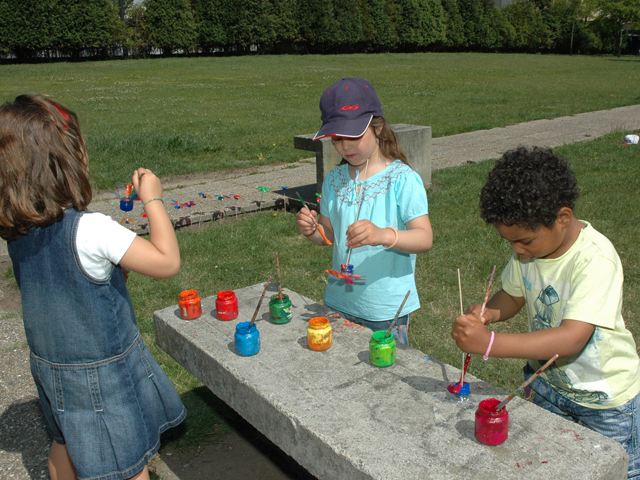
[{"x1": 307, "y1": 317, "x2": 332, "y2": 351}]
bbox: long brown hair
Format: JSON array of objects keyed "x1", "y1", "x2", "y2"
[
  {"x1": 371, "y1": 116, "x2": 409, "y2": 165},
  {"x1": 0, "y1": 95, "x2": 92, "y2": 241}
]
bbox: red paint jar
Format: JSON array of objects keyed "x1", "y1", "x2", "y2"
[
  {"x1": 216, "y1": 290, "x2": 238, "y2": 321},
  {"x1": 475, "y1": 397, "x2": 508, "y2": 446},
  {"x1": 179, "y1": 290, "x2": 202, "y2": 320}
]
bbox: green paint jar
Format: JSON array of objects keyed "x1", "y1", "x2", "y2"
[
  {"x1": 369, "y1": 331, "x2": 396, "y2": 367},
  {"x1": 269, "y1": 294, "x2": 292, "y2": 324}
]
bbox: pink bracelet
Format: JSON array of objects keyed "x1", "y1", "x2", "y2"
[{"x1": 483, "y1": 331, "x2": 495, "y2": 361}]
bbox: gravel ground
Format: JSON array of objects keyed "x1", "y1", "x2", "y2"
[{"x1": 0, "y1": 255, "x2": 51, "y2": 480}]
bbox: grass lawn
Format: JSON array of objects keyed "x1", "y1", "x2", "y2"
[
  {"x1": 0, "y1": 53, "x2": 639, "y2": 190},
  {"x1": 2, "y1": 53, "x2": 639, "y2": 455},
  {"x1": 123, "y1": 129, "x2": 639, "y2": 453}
]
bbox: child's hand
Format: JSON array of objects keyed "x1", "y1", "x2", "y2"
[
  {"x1": 451, "y1": 314, "x2": 492, "y2": 354},
  {"x1": 345, "y1": 220, "x2": 385, "y2": 248},
  {"x1": 465, "y1": 303, "x2": 496, "y2": 324},
  {"x1": 296, "y1": 206, "x2": 317, "y2": 237},
  {"x1": 131, "y1": 168, "x2": 162, "y2": 204}
]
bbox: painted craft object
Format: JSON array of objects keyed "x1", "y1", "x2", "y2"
[
  {"x1": 341, "y1": 263, "x2": 354, "y2": 284},
  {"x1": 269, "y1": 294, "x2": 292, "y2": 324},
  {"x1": 120, "y1": 198, "x2": 133, "y2": 211},
  {"x1": 235, "y1": 321, "x2": 260, "y2": 356},
  {"x1": 119, "y1": 182, "x2": 136, "y2": 211},
  {"x1": 216, "y1": 290, "x2": 238, "y2": 321},
  {"x1": 448, "y1": 353, "x2": 472, "y2": 396},
  {"x1": 325, "y1": 266, "x2": 365, "y2": 283},
  {"x1": 179, "y1": 289, "x2": 202, "y2": 320},
  {"x1": 369, "y1": 330, "x2": 396, "y2": 367},
  {"x1": 307, "y1": 317, "x2": 332, "y2": 351},
  {"x1": 474, "y1": 398, "x2": 509, "y2": 446}
]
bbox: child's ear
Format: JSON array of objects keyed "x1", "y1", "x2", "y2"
[{"x1": 556, "y1": 207, "x2": 573, "y2": 228}]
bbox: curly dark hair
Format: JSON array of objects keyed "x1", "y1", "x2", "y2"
[{"x1": 480, "y1": 146, "x2": 579, "y2": 229}]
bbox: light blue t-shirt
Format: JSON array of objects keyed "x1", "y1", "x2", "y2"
[{"x1": 320, "y1": 160, "x2": 429, "y2": 321}]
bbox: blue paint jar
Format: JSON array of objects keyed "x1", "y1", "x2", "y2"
[
  {"x1": 235, "y1": 321, "x2": 260, "y2": 356},
  {"x1": 120, "y1": 198, "x2": 133, "y2": 211}
]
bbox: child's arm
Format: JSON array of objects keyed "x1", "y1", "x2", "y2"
[
  {"x1": 119, "y1": 168, "x2": 180, "y2": 279},
  {"x1": 296, "y1": 206, "x2": 334, "y2": 246},
  {"x1": 452, "y1": 290, "x2": 595, "y2": 359},
  {"x1": 345, "y1": 215, "x2": 433, "y2": 254}
]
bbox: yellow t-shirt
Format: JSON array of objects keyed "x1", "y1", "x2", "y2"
[{"x1": 502, "y1": 221, "x2": 640, "y2": 409}]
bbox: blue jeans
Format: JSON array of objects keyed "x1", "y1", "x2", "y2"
[
  {"x1": 524, "y1": 364, "x2": 640, "y2": 478},
  {"x1": 334, "y1": 310, "x2": 410, "y2": 345}
]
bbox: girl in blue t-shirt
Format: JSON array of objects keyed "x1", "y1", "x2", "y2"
[{"x1": 296, "y1": 78, "x2": 433, "y2": 344}]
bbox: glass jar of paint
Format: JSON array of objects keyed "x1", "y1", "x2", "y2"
[
  {"x1": 216, "y1": 290, "x2": 238, "y2": 321},
  {"x1": 179, "y1": 289, "x2": 202, "y2": 320},
  {"x1": 235, "y1": 321, "x2": 260, "y2": 356},
  {"x1": 119, "y1": 198, "x2": 133, "y2": 211},
  {"x1": 475, "y1": 398, "x2": 509, "y2": 446},
  {"x1": 307, "y1": 317, "x2": 332, "y2": 351},
  {"x1": 369, "y1": 331, "x2": 396, "y2": 367},
  {"x1": 269, "y1": 294, "x2": 292, "y2": 324}
]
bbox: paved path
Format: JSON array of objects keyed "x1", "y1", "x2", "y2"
[{"x1": 1, "y1": 105, "x2": 639, "y2": 480}]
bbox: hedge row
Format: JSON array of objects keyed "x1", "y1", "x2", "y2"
[{"x1": 0, "y1": 0, "x2": 636, "y2": 60}]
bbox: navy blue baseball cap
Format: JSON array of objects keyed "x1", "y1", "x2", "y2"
[{"x1": 313, "y1": 77, "x2": 384, "y2": 141}]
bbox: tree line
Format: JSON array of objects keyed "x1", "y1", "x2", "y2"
[{"x1": 0, "y1": 0, "x2": 638, "y2": 61}]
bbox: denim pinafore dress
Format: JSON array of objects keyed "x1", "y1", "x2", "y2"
[{"x1": 9, "y1": 209, "x2": 186, "y2": 480}]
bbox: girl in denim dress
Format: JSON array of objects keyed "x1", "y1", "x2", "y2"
[
  {"x1": 295, "y1": 78, "x2": 433, "y2": 345},
  {"x1": 0, "y1": 95, "x2": 186, "y2": 480}
]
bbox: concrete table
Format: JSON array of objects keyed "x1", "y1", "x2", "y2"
[{"x1": 154, "y1": 284, "x2": 628, "y2": 480}]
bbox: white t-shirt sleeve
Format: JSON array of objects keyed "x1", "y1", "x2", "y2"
[{"x1": 76, "y1": 212, "x2": 137, "y2": 280}]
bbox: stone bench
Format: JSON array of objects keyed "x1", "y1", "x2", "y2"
[
  {"x1": 154, "y1": 284, "x2": 628, "y2": 480},
  {"x1": 294, "y1": 124, "x2": 432, "y2": 192}
]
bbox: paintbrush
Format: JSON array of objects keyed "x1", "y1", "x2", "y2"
[
  {"x1": 495, "y1": 354, "x2": 559, "y2": 411},
  {"x1": 296, "y1": 191, "x2": 332, "y2": 245},
  {"x1": 249, "y1": 277, "x2": 271, "y2": 328},
  {"x1": 345, "y1": 158, "x2": 369, "y2": 266},
  {"x1": 385, "y1": 290, "x2": 411, "y2": 337},
  {"x1": 457, "y1": 269, "x2": 466, "y2": 389},
  {"x1": 275, "y1": 253, "x2": 282, "y2": 299},
  {"x1": 459, "y1": 265, "x2": 497, "y2": 388}
]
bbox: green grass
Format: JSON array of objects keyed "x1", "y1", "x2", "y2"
[
  {"x1": 119, "y1": 129, "x2": 640, "y2": 452},
  {"x1": 2, "y1": 54, "x2": 639, "y2": 457},
  {"x1": 1, "y1": 54, "x2": 639, "y2": 190}
]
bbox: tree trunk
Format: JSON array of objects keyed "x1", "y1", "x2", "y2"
[{"x1": 617, "y1": 26, "x2": 623, "y2": 57}]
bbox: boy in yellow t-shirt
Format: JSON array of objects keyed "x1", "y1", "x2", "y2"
[{"x1": 452, "y1": 146, "x2": 640, "y2": 479}]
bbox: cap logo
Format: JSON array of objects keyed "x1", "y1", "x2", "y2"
[{"x1": 340, "y1": 104, "x2": 359, "y2": 111}]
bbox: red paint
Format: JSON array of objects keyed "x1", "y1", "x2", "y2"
[
  {"x1": 216, "y1": 290, "x2": 238, "y2": 320},
  {"x1": 560, "y1": 428, "x2": 584, "y2": 441},
  {"x1": 179, "y1": 290, "x2": 202, "y2": 320},
  {"x1": 475, "y1": 398, "x2": 508, "y2": 446},
  {"x1": 447, "y1": 383, "x2": 464, "y2": 394}
]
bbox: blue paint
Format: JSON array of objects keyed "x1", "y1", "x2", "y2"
[
  {"x1": 235, "y1": 321, "x2": 260, "y2": 356},
  {"x1": 450, "y1": 382, "x2": 470, "y2": 396},
  {"x1": 119, "y1": 198, "x2": 133, "y2": 211}
]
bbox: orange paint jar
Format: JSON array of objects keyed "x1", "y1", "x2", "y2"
[
  {"x1": 216, "y1": 290, "x2": 238, "y2": 320},
  {"x1": 179, "y1": 289, "x2": 202, "y2": 320},
  {"x1": 307, "y1": 317, "x2": 332, "y2": 351}
]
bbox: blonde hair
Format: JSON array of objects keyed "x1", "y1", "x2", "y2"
[{"x1": 0, "y1": 95, "x2": 92, "y2": 241}]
